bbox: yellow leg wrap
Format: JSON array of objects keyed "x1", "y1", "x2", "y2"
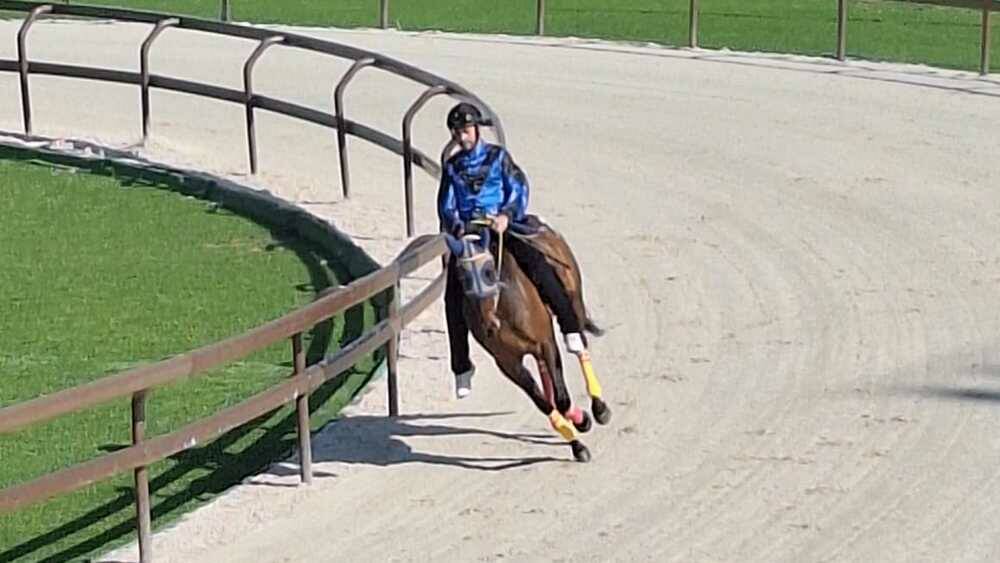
[
  {"x1": 549, "y1": 410, "x2": 576, "y2": 441},
  {"x1": 577, "y1": 351, "x2": 603, "y2": 399}
]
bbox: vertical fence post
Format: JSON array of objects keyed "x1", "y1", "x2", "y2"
[
  {"x1": 386, "y1": 280, "x2": 401, "y2": 417},
  {"x1": 220, "y1": 0, "x2": 231, "y2": 22},
  {"x1": 292, "y1": 333, "x2": 313, "y2": 484},
  {"x1": 689, "y1": 0, "x2": 699, "y2": 48},
  {"x1": 402, "y1": 86, "x2": 448, "y2": 238},
  {"x1": 140, "y1": 18, "x2": 178, "y2": 143},
  {"x1": 131, "y1": 392, "x2": 152, "y2": 563},
  {"x1": 380, "y1": 0, "x2": 389, "y2": 29},
  {"x1": 981, "y1": 0, "x2": 992, "y2": 76},
  {"x1": 333, "y1": 58, "x2": 376, "y2": 199},
  {"x1": 242, "y1": 36, "x2": 284, "y2": 175},
  {"x1": 837, "y1": 0, "x2": 847, "y2": 61},
  {"x1": 486, "y1": 110, "x2": 506, "y2": 147},
  {"x1": 17, "y1": 4, "x2": 52, "y2": 136},
  {"x1": 536, "y1": 0, "x2": 545, "y2": 36}
]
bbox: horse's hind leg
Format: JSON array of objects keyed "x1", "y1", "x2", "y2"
[
  {"x1": 492, "y1": 348, "x2": 590, "y2": 463},
  {"x1": 573, "y1": 349, "x2": 612, "y2": 426},
  {"x1": 537, "y1": 227, "x2": 609, "y2": 420}
]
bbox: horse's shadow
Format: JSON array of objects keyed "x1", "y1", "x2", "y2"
[{"x1": 278, "y1": 412, "x2": 569, "y2": 474}]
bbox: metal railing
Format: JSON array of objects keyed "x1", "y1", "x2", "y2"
[
  {"x1": 0, "y1": 2, "x2": 505, "y2": 561},
  {"x1": 281, "y1": 0, "x2": 999, "y2": 76},
  {"x1": 226, "y1": 0, "x2": 998, "y2": 76},
  {"x1": 0, "y1": 0, "x2": 507, "y2": 235},
  {"x1": 833, "y1": 0, "x2": 997, "y2": 75}
]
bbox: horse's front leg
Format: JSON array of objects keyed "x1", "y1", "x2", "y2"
[{"x1": 537, "y1": 340, "x2": 592, "y2": 434}]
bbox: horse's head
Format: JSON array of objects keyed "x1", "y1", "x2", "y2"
[{"x1": 446, "y1": 230, "x2": 500, "y2": 302}]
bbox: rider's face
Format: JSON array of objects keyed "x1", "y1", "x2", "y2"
[{"x1": 452, "y1": 125, "x2": 478, "y2": 151}]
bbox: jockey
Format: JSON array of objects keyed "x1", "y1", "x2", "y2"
[{"x1": 438, "y1": 102, "x2": 587, "y2": 399}]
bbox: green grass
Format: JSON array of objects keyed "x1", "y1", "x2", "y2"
[
  {"x1": 0, "y1": 153, "x2": 381, "y2": 562},
  {"x1": 42, "y1": 0, "x2": 999, "y2": 72}
]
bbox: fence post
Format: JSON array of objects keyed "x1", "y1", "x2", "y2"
[
  {"x1": 242, "y1": 35, "x2": 284, "y2": 175},
  {"x1": 220, "y1": 0, "x2": 231, "y2": 22},
  {"x1": 837, "y1": 0, "x2": 847, "y2": 61},
  {"x1": 380, "y1": 0, "x2": 389, "y2": 29},
  {"x1": 982, "y1": 0, "x2": 992, "y2": 76},
  {"x1": 387, "y1": 282, "x2": 401, "y2": 417},
  {"x1": 131, "y1": 392, "x2": 152, "y2": 563},
  {"x1": 140, "y1": 18, "x2": 179, "y2": 142},
  {"x1": 292, "y1": 333, "x2": 312, "y2": 484},
  {"x1": 402, "y1": 85, "x2": 450, "y2": 237},
  {"x1": 689, "y1": 0, "x2": 699, "y2": 48},
  {"x1": 333, "y1": 58, "x2": 377, "y2": 199},
  {"x1": 17, "y1": 4, "x2": 52, "y2": 136},
  {"x1": 536, "y1": 0, "x2": 545, "y2": 36}
]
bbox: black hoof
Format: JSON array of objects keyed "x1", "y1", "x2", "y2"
[
  {"x1": 592, "y1": 397, "x2": 612, "y2": 425},
  {"x1": 573, "y1": 410, "x2": 593, "y2": 433},
  {"x1": 571, "y1": 440, "x2": 591, "y2": 463}
]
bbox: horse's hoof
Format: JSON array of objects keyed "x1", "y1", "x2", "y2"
[
  {"x1": 571, "y1": 440, "x2": 591, "y2": 463},
  {"x1": 573, "y1": 410, "x2": 593, "y2": 433},
  {"x1": 592, "y1": 397, "x2": 612, "y2": 425}
]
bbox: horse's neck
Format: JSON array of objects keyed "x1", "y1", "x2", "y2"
[
  {"x1": 498, "y1": 248, "x2": 518, "y2": 278},
  {"x1": 498, "y1": 248, "x2": 536, "y2": 305}
]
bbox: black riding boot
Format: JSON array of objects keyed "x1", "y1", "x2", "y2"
[
  {"x1": 445, "y1": 257, "x2": 474, "y2": 375},
  {"x1": 504, "y1": 234, "x2": 582, "y2": 337}
]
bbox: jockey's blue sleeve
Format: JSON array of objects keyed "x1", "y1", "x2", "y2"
[
  {"x1": 437, "y1": 162, "x2": 461, "y2": 234},
  {"x1": 498, "y1": 150, "x2": 528, "y2": 220}
]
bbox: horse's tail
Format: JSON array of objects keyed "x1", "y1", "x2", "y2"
[
  {"x1": 584, "y1": 317, "x2": 605, "y2": 337},
  {"x1": 556, "y1": 236, "x2": 603, "y2": 338},
  {"x1": 576, "y1": 289, "x2": 603, "y2": 337},
  {"x1": 521, "y1": 216, "x2": 605, "y2": 339}
]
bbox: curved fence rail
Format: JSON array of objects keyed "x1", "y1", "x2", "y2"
[
  {"x1": 0, "y1": 3, "x2": 494, "y2": 561},
  {"x1": 45, "y1": 0, "x2": 1000, "y2": 75},
  {"x1": 0, "y1": 0, "x2": 508, "y2": 235},
  {"x1": 214, "y1": 0, "x2": 995, "y2": 75}
]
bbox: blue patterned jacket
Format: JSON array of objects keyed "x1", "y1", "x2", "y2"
[{"x1": 437, "y1": 140, "x2": 529, "y2": 235}]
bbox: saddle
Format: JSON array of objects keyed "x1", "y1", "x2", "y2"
[
  {"x1": 510, "y1": 215, "x2": 577, "y2": 273},
  {"x1": 451, "y1": 214, "x2": 579, "y2": 303}
]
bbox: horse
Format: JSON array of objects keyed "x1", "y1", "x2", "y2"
[{"x1": 441, "y1": 215, "x2": 610, "y2": 462}]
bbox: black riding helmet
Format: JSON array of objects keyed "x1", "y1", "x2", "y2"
[{"x1": 447, "y1": 102, "x2": 484, "y2": 130}]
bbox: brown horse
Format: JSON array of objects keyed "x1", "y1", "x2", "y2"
[{"x1": 442, "y1": 216, "x2": 610, "y2": 462}]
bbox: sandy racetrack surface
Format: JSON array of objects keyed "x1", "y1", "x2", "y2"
[{"x1": 3, "y1": 18, "x2": 1000, "y2": 562}]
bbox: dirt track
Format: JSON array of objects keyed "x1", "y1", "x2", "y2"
[{"x1": 3, "y1": 19, "x2": 1000, "y2": 563}]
